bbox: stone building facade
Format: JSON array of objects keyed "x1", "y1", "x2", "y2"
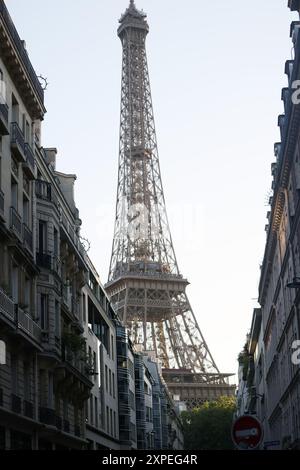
[
  {"x1": 0, "y1": 0, "x2": 184, "y2": 450},
  {"x1": 236, "y1": 2, "x2": 300, "y2": 450}
]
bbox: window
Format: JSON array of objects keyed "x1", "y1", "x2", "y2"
[
  {"x1": 109, "y1": 369, "x2": 112, "y2": 396},
  {"x1": 40, "y1": 294, "x2": 48, "y2": 330},
  {"x1": 105, "y1": 365, "x2": 108, "y2": 393},
  {"x1": 38, "y1": 221, "x2": 47, "y2": 253},
  {"x1": 110, "y1": 409, "x2": 113, "y2": 436},
  {"x1": 23, "y1": 196, "x2": 30, "y2": 227},
  {"x1": 82, "y1": 293, "x2": 86, "y2": 323},
  {"x1": 113, "y1": 411, "x2": 116, "y2": 438},
  {"x1": 11, "y1": 355, "x2": 18, "y2": 394},
  {"x1": 90, "y1": 397, "x2": 94, "y2": 426},
  {"x1": 23, "y1": 362, "x2": 31, "y2": 401},
  {"x1": 93, "y1": 352, "x2": 96, "y2": 375},
  {"x1": 11, "y1": 265, "x2": 18, "y2": 303},
  {"x1": 112, "y1": 372, "x2": 115, "y2": 399},
  {"x1": 129, "y1": 390, "x2": 135, "y2": 410},
  {"x1": 146, "y1": 406, "x2": 152, "y2": 423},
  {"x1": 111, "y1": 334, "x2": 114, "y2": 360},
  {"x1": 12, "y1": 94, "x2": 19, "y2": 124},
  {"x1": 54, "y1": 228, "x2": 58, "y2": 256},
  {"x1": 11, "y1": 179, "x2": 18, "y2": 210},
  {"x1": 128, "y1": 359, "x2": 134, "y2": 379},
  {"x1": 55, "y1": 300, "x2": 60, "y2": 337},
  {"x1": 106, "y1": 406, "x2": 109, "y2": 434},
  {"x1": 95, "y1": 397, "x2": 98, "y2": 428},
  {"x1": 24, "y1": 278, "x2": 30, "y2": 310}
]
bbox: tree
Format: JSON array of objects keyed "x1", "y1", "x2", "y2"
[{"x1": 181, "y1": 396, "x2": 236, "y2": 450}]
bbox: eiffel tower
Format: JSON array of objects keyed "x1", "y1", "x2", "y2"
[{"x1": 105, "y1": 1, "x2": 235, "y2": 408}]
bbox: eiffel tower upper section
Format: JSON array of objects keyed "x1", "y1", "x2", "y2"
[{"x1": 106, "y1": 1, "x2": 222, "y2": 380}]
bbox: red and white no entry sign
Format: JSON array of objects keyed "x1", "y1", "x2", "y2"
[{"x1": 232, "y1": 415, "x2": 263, "y2": 450}]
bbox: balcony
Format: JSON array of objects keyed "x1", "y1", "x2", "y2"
[
  {"x1": 10, "y1": 122, "x2": 25, "y2": 162},
  {"x1": 0, "y1": 188, "x2": 4, "y2": 220},
  {"x1": 0, "y1": 103, "x2": 9, "y2": 135},
  {"x1": 16, "y1": 307, "x2": 41, "y2": 344},
  {"x1": 0, "y1": 287, "x2": 15, "y2": 323},
  {"x1": 23, "y1": 143, "x2": 35, "y2": 179},
  {"x1": 35, "y1": 179, "x2": 52, "y2": 202},
  {"x1": 10, "y1": 206, "x2": 22, "y2": 241},
  {"x1": 36, "y1": 252, "x2": 61, "y2": 278},
  {"x1": 23, "y1": 223, "x2": 33, "y2": 254}
]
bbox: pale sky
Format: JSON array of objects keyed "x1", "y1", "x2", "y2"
[{"x1": 6, "y1": 0, "x2": 298, "y2": 378}]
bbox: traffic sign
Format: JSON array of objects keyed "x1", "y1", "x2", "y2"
[{"x1": 232, "y1": 415, "x2": 263, "y2": 450}]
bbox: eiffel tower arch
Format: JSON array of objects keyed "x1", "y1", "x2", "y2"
[{"x1": 105, "y1": 1, "x2": 235, "y2": 407}]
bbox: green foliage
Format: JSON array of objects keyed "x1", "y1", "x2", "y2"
[
  {"x1": 181, "y1": 396, "x2": 236, "y2": 450},
  {"x1": 62, "y1": 330, "x2": 86, "y2": 354}
]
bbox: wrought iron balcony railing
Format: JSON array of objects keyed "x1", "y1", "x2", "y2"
[
  {"x1": 10, "y1": 122, "x2": 25, "y2": 161},
  {"x1": 0, "y1": 103, "x2": 9, "y2": 135},
  {"x1": 24, "y1": 143, "x2": 35, "y2": 176},
  {"x1": 0, "y1": 287, "x2": 15, "y2": 322},
  {"x1": 23, "y1": 223, "x2": 33, "y2": 253},
  {"x1": 0, "y1": 0, "x2": 44, "y2": 104},
  {"x1": 36, "y1": 252, "x2": 61, "y2": 277},
  {"x1": 16, "y1": 307, "x2": 41, "y2": 343},
  {"x1": 35, "y1": 179, "x2": 52, "y2": 202},
  {"x1": 10, "y1": 206, "x2": 22, "y2": 239}
]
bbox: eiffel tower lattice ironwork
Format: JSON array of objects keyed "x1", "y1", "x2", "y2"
[{"x1": 106, "y1": 1, "x2": 225, "y2": 382}]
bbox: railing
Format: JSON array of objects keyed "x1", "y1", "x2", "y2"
[
  {"x1": 61, "y1": 212, "x2": 86, "y2": 259},
  {"x1": 16, "y1": 307, "x2": 41, "y2": 343},
  {"x1": 10, "y1": 206, "x2": 22, "y2": 239},
  {"x1": 0, "y1": 0, "x2": 44, "y2": 103},
  {"x1": 35, "y1": 179, "x2": 52, "y2": 202},
  {"x1": 62, "y1": 286, "x2": 72, "y2": 312},
  {"x1": 0, "y1": 287, "x2": 15, "y2": 322},
  {"x1": 23, "y1": 176, "x2": 30, "y2": 195},
  {"x1": 23, "y1": 223, "x2": 33, "y2": 253},
  {"x1": 10, "y1": 122, "x2": 25, "y2": 152},
  {"x1": 11, "y1": 157, "x2": 19, "y2": 177},
  {"x1": 0, "y1": 189, "x2": 4, "y2": 216},
  {"x1": 36, "y1": 252, "x2": 61, "y2": 277},
  {"x1": 0, "y1": 103, "x2": 8, "y2": 125},
  {"x1": 24, "y1": 143, "x2": 35, "y2": 173}
]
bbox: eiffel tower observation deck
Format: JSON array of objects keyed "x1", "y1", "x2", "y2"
[{"x1": 105, "y1": 1, "x2": 235, "y2": 408}]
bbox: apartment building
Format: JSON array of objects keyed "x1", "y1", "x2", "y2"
[
  {"x1": 236, "y1": 2, "x2": 300, "y2": 450},
  {"x1": 0, "y1": 0, "x2": 46, "y2": 450},
  {"x1": 0, "y1": 0, "x2": 184, "y2": 450},
  {"x1": 83, "y1": 259, "x2": 120, "y2": 450}
]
